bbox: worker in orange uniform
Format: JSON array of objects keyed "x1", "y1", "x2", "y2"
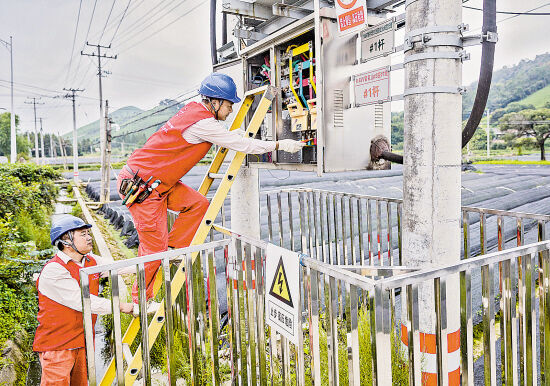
[
  {"x1": 33, "y1": 215, "x2": 134, "y2": 385},
  {"x1": 118, "y1": 73, "x2": 304, "y2": 313}
]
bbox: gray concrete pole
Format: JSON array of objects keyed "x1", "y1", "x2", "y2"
[
  {"x1": 50, "y1": 132, "x2": 55, "y2": 158},
  {"x1": 39, "y1": 118, "x2": 45, "y2": 164},
  {"x1": 487, "y1": 109, "x2": 491, "y2": 158},
  {"x1": 33, "y1": 102, "x2": 39, "y2": 163},
  {"x1": 72, "y1": 93, "x2": 79, "y2": 182},
  {"x1": 402, "y1": 0, "x2": 462, "y2": 380},
  {"x1": 9, "y1": 37, "x2": 15, "y2": 163},
  {"x1": 230, "y1": 167, "x2": 260, "y2": 239}
]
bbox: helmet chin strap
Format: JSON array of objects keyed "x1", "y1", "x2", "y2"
[
  {"x1": 60, "y1": 231, "x2": 87, "y2": 256},
  {"x1": 206, "y1": 97, "x2": 223, "y2": 120}
]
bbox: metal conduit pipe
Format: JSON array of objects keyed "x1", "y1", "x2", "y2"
[
  {"x1": 222, "y1": 12, "x2": 228, "y2": 46},
  {"x1": 372, "y1": 0, "x2": 497, "y2": 165},
  {"x1": 210, "y1": 0, "x2": 218, "y2": 66}
]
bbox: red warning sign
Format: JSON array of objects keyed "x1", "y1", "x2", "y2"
[{"x1": 335, "y1": 0, "x2": 367, "y2": 34}]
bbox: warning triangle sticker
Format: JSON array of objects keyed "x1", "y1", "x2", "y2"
[{"x1": 269, "y1": 256, "x2": 293, "y2": 308}]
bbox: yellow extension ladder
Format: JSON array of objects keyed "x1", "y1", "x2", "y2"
[{"x1": 100, "y1": 85, "x2": 276, "y2": 385}]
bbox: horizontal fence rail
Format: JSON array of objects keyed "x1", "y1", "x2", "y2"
[
  {"x1": 260, "y1": 188, "x2": 550, "y2": 265},
  {"x1": 376, "y1": 239, "x2": 550, "y2": 386}
]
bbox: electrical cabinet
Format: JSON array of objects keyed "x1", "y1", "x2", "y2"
[{"x1": 215, "y1": 7, "x2": 393, "y2": 174}]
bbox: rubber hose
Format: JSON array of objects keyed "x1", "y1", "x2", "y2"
[
  {"x1": 377, "y1": 0, "x2": 496, "y2": 165},
  {"x1": 461, "y1": 0, "x2": 496, "y2": 147},
  {"x1": 210, "y1": 0, "x2": 218, "y2": 66}
]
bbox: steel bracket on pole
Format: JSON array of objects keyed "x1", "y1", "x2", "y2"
[
  {"x1": 404, "y1": 24, "x2": 467, "y2": 51},
  {"x1": 461, "y1": 31, "x2": 498, "y2": 47},
  {"x1": 403, "y1": 85, "x2": 466, "y2": 97},
  {"x1": 404, "y1": 50, "x2": 469, "y2": 64}
]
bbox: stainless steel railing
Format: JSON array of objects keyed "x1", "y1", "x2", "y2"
[
  {"x1": 375, "y1": 239, "x2": 550, "y2": 386},
  {"x1": 260, "y1": 188, "x2": 550, "y2": 264},
  {"x1": 261, "y1": 188, "x2": 403, "y2": 267}
]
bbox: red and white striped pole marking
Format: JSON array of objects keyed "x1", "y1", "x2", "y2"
[{"x1": 401, "y1": 324, "x2": 461, "y2": 385}]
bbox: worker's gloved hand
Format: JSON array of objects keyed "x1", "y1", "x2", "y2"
[{"x1": 277, "y1": 139, "x2": 305, "y2": 153}]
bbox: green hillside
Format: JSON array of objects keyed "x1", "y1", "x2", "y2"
[
  {"x1": 518, "y1": 84, "x2": 550, "y2": 108},
  {"x1": 72, "y1": 100, "x2": 185, "y2": 150},
  {"x1": 72, "y1": 106, "x2": 144, "y2": 140},
  {"x1": 463, "y1": 53, "x2": 550, "y2": 118}
]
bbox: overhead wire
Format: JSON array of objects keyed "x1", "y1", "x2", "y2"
[
  {"x1": 109, "y1": 0, "x2": 133, "y2": 45},
  {"x1": 113, "y1": 0, "x2": 183, "y2": 48},
  {"x1": 118, "y1": 0, "x2": 205, "y2": 54},
  {"x1": 64, "y1": 0, "x2": 84, "y2": 86},
  {"x1": 463, "y1": 4, "x2": 550, "y2": 15},
  {"x1": 69, "y1": 0, "x2": 99, "y2": 86},
  {"x1": 99, "y1": 0, "x2": 118, "y2": 44}
]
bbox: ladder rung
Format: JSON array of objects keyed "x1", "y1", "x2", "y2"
[
  {"x1": 208, "y1": 173, "x2": 225, "y2": 179},
  {"x1": 243, "y1": 85, "x2": 269, "y2": 97}
]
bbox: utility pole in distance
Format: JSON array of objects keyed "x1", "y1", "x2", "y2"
[
  {"x1": 0, "y1": 36, "x2": 15, "y2": 162},
  {"x1": 81, "y1": 43, "x2": 117, "y2": 197},
  {"x1": 487, "y1": 109, "x2": 491, "y2": 158},
  {"x1": 39, "y1": 118, "x2": 45, "y2": 164},
  {"x1": 103, "y1": 100, "x2": 112, "y2": 202},
  {"x1": 63, "y1": 88, "x2": 84, "y2": 183},
  {"x1": 24, "y1": 97, "x2": 44, "y2": 164}
]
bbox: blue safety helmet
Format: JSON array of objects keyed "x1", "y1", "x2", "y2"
[
  {"x1": 199, "y1": 73, "x2": 241, "y2": 104},
  {"x1": 50, "y1": 215, "x2": 92, "y2": 246}
]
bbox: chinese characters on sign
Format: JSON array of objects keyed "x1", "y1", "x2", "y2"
[
  {"x1": 265, "y1": 244, "x2": 300, "y2": 344},
  {"x1": 361, "y1": 19, "x2": 395, "y2": 62},
  {"x1": 354, "y1": 67, "x2": 390, "y2": 106},
  {"x1": 335, "y1": 0, "x2": 368, "y2": 35}
]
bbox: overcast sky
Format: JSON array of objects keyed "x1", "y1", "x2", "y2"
[{"x1": 0, "y1": 0, "x2": 549, "y2": 135}]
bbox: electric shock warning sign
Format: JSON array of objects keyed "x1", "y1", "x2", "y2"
[{"x1": 265, "y1": 244, "x2": 300, "y2": 345}]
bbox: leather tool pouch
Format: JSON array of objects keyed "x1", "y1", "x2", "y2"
[{"x1": 119, "y1": 178, "x2": 133, "y2": 196}]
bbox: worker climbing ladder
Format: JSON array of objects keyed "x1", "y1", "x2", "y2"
[{"x1": 98, "y1": 85, "x2": 276, "y2": 385}]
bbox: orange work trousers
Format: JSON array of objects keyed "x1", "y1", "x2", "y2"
[
  {"x1": 118, "y1": 168, "x2": 209, "y2": 303},
  {"x1": 38, "y1": 347, "x2": 87, "y2": 386}
]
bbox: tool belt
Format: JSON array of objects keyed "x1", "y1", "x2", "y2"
[{"x1": 119, "y1": 166, "x2": 161, "y2": 207}]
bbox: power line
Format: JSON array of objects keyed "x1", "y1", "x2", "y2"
[
  {"x1": 116, "y1": 88, "x2": 198, "y2": 128},
  {"x1": 463, "y1": 5, "x2": 550, "y2": 15},
  {"x1": 109, "y1": 0, "x2": 133, "y2": 44},
  {"x1": 65, "y1": 0, "x2": 84, "y2": 85},
  {"x1": 69, "y1": 0, "x2": 99, "y2": 86},
  {"x1": 99, "y1": 0, "x2": 118, "y2": 43},
  {"x1": 113, "y1": 0, "x2": 181, "y2": 47},
  {"x1": 118, "y1": 0, "x2": 205, "y2": 54}
]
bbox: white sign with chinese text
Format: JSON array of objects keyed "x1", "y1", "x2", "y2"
[
  {"x1": 335, "y1": 0, "x2": 368, "y2": 35},
  {"x1": 361, "y1": 19, "x2": 395, "y2": 62},
  {"x1": 265, "y1": 243, "x2": 300, "y2": 345},
  {"x1": 353, "y1": 67, "x2": 391, "y2": 106}
]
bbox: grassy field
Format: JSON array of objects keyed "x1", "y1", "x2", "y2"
[
  {"x1": 472, "y1": 159, "x2": 550, "y2": 165},
  {"x1": 518, "y1": 84, "x2": 550, "y2": 108}
]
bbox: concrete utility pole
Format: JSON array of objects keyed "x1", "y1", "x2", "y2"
[
  {"x1": 49, "y1": 132, "x2": 55, "y2": 158},
  {"x1": 402, "y1": 0, "x2": 463, "y2": 384},
  {"x1": 487, "y1": 109, "x2": 491, "y2": 158},
  {"x1": 63, "y1": 88, "x2": 84, "y2": 183},
  {"x1": 24, "y1": 97, "x2": 44, "y2": 164},
  {"x1": 81, "y1": 43, "x2": 117, "y2": 197},
  {"x1": 0, "y1": 37, "x2": 15, "y2": 162},
  {"x1": 58, "y1": 132, "x2": 68, "y2": 170},
  {"x1": 39, "y1": 118, "x2": 45, "y2": 163},
  {"x1": 102, "y1": 100, "x2": 112, "y2": 203}
]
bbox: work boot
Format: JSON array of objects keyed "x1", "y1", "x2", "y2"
[{"x1": 133, "y1": 300, "x2": 161, "y2": 317}]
